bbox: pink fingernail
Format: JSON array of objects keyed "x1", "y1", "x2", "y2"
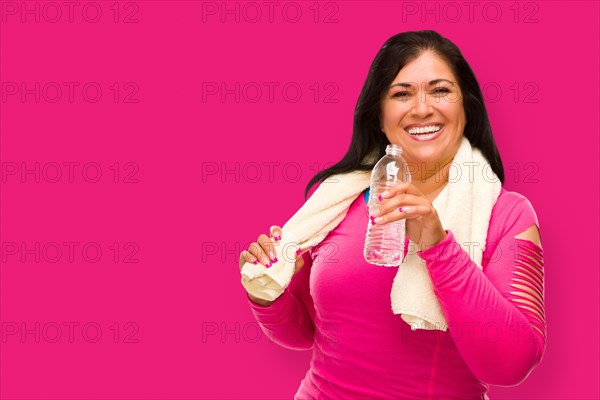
[
  {"x1": 265, "y1": 262, "x2": 272, "y2": 268},
  {"x1": 296, "y1": 248, "x2": 302, "y2": 255},
  {"x1": 378, "y1": 195, "x2": 383, "y2": 201},
  {"x1": 272, "y1": 258, "x2": 278, "y2": 263},
  {"x1": 399, "y1": 207, "x2": 404, "y2": 213},
  {"x1": 274, "y1": 235, "x2": 281, "y2": 241},
  {"x1": 252, "y1": 260, "x2": 258, "y2": 265}
]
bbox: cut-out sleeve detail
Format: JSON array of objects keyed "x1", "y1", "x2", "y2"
[
  {"x1": 418, "y1": 195, "x2": 547, "y2": 386},
  {"x1": 509, "y1": 238, "x2": 546, "y2": 342}
]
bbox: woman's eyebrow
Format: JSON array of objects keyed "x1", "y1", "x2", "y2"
[{"x1": 389, "y1": 79, "x2": 455, "y2": 89}]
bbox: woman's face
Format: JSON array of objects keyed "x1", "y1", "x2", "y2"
[{"x1": 380, "y1": 51, "x2": 466, "y2": 174}]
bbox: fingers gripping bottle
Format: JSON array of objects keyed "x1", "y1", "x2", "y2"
[{"x1": 364, "y1": 144, "x2": 411, "y2": 266}]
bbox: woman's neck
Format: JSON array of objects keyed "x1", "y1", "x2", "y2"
[{"x1": 412, "y1": 160, "x2": 452, "y2": 202}]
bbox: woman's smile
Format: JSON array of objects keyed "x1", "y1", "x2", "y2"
[{"x1": 404, "y1": 122, "x2": 445, "y2": 141}]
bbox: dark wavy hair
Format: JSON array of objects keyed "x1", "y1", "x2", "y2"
[{"x1": 304, "y1": 30, "x2": 504, "y2": 199}]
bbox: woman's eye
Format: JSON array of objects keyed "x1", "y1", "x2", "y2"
[
  {"x1": 392, "y1": 92, "x2": 409, "y2": 98},
  {"x1": 432, "y1": 88, "x2": 450, "y2": 95}
]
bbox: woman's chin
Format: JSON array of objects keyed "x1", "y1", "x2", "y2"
[{"x1": 409, "y1": 152, "x2": 444, "y2": 166}]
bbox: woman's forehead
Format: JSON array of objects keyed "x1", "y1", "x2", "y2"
[{"x1": 393, "y1": 52, "x2": 456, "y2": 83}]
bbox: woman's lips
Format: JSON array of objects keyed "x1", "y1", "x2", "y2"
[{"x1": 405, "y1": 126, "x2": 444, "y2": 142}]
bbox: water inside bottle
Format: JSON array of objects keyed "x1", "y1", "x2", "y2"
[{"x1": 364, "y1": 181, "x2": 406, "y2": 266}]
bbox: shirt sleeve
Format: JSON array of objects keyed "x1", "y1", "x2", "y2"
[
  {"x1": 417, "y1": 197, "x2": 546, "y2": 386},
  {"x1": 246, "y1": 251, "x2": 316, "y2": 351}
]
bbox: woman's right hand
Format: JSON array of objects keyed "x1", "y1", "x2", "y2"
[{"x1": 239, "y1": 225, "x2": 306, "y2": 306}]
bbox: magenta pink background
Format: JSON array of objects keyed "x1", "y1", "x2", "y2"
[{"x1": 1, "y1": 1, "x2": 598, "y2": 399}]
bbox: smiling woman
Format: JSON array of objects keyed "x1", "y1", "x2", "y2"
[{"x1": 239, "y1": 30, "x2": 545, "y2": 399}]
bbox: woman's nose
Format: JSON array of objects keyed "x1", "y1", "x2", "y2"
[{"x1": 410, "y1": 93, "x2": 434, "y2": 117}]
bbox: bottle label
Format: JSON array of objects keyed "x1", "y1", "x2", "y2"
[{"x1": 386, "y1": 162, "x2": 399, "y2": 181}]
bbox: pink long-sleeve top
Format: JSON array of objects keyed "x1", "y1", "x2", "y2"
[{"x1": 247, "y1": 186, "x2": 546, "y2": 399}]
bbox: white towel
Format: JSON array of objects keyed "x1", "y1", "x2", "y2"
[{"x1": 241, "y1": 136, "x2": 502, "y2": 331}]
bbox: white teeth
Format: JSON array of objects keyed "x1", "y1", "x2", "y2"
[{"x1": 407, "y1": 125, "x2": 442, "y2": 135}]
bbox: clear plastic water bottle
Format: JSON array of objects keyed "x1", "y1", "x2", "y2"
[{"x1": 364, "y1": 144, "x2": 411, "y2": 266}]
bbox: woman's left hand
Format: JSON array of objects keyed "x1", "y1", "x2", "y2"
[{"x1": 369, "y1": 182, "x2": 447, "y2": 252}]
